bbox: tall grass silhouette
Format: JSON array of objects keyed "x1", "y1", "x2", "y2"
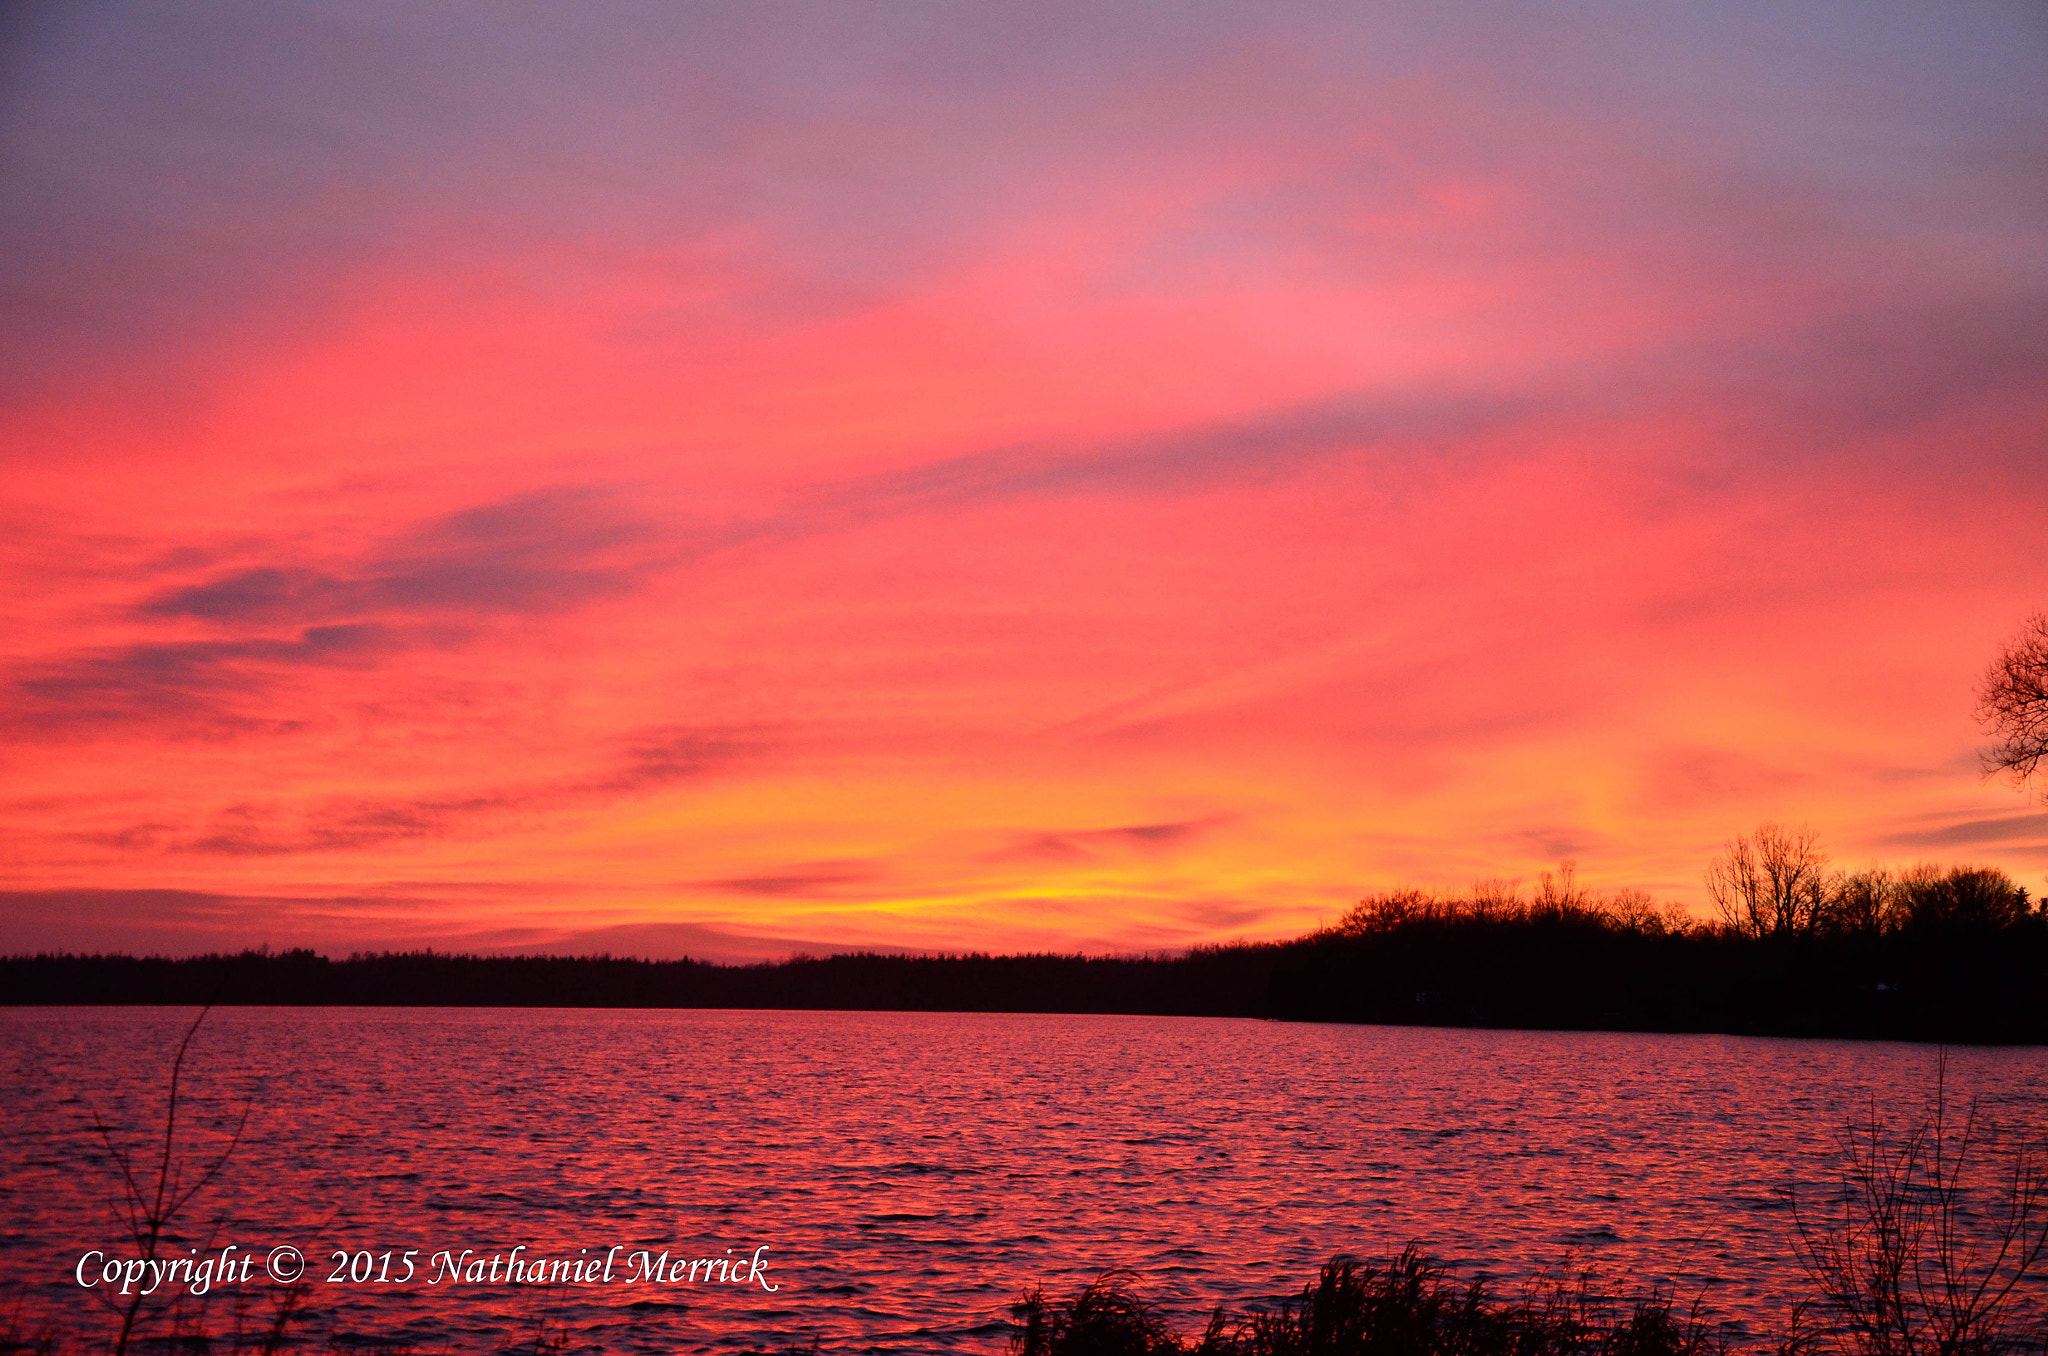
[{"x1": 1012, "y1": 1248, "x2": 1723, "y2": 1356}]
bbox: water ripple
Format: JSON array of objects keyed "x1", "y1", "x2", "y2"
[{"x1": 2, "y1": 1010, "x2": 2044, "y2": 1352}]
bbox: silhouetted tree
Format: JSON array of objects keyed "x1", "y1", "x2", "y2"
[
  {"x1": 1977, "y1": 610, "x2": 2048, "y2": 798},
  {"x1": 1824, "y1": 868, "x2": 1904, "y2": 938},
  {"x1": 1602, "y1": 886, "x2": 1676, "y2": 935},
  {"x1": 1705, "y1": 822, "x2": 1830, "y2": 939},
  {"x1": 1895, "y1": 863, "x2": 2032, "y2": 932}
]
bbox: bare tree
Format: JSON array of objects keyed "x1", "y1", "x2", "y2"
[
  {"x1": 1827, "y1": 868, "x2": 1904, "y2": 938},
  {"x1": 1794, "y1": 1060, "x2": 2048, "y2": 1356},
  {"x1": 1977, "y1": 612, "x2": 2048, "y2": 799},
  {"x1": 86, "y1": 1007, "x2": 251, "y2": 1356},
  {"x1": 1602, "y1": 886, "x2": 1670, "y2": 934},
  {"x1": 1705, "y1": 822, "x2": 1830, "y2": 939},
  {"x1": 1531, "y1": 859, "x2": 1591, "y2": 917}
]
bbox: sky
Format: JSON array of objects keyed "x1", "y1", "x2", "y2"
[{"x1": 2, "y1": 1, "x2": 2045, "y2": 960}]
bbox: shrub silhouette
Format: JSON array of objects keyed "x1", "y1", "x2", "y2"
[
  {"x1": 1012, "y1": 1270, "x2": 1191, "y2": 1356},
  {"x1": 1012, "y1": 1248, "x2": 1723, "y2": 1356},
  {"x1": 1793, "y1": 1065, "x2": 2048, "y2": 1356}
]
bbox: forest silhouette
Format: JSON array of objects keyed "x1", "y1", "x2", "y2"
[{"x1": 8, "y1": 838, "x2": 2044, "y2": 1044}]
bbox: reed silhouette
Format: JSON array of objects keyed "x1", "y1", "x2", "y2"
[{"x1": 1011, "y1": 1249, "x2": 1723, "y2": 1356}]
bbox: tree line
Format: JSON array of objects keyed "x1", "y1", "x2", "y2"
[
  {"x1": 6, "y1": 836, "x2": 2043, "y2": 1042},
  {"x1": 1267, "y1": 849, "x2": 2043, "y2": 1041},
  {"x1": 10, "y1": 610, "x2": 2048, "y2": 1040}
]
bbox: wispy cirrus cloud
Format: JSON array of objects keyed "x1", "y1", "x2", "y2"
[
  {"x1": 802, "y1": 388, "x2": 1536, "y2": 520},
  {"x1": 1878, "y1": 812, "x2": 2048, "y2": 851},
  {"x1": 55, "y1": 722, "x2": 768, "y2": 858},
  {"x1": 176, "y1": 795, "x2": 516, "y2": 857},
  {"x1": 1498, "y1": 826, "x2": 1607, "y2": 862},
  {"x1": 6, "y1": 487, "x2": 668, "y2": 740},
  {"x1": 136, "y1": 486, "x2": 659, "y2": 627},
  {"x1": 6, "y1": 624, "x2": 392, "y2": 737},
  {"x1": 768, "y1": 293, "x2": 2048, "y2": 539},
  {"x1": 1000, "y1": 818, "x2": 1229, "y2": 862},
  {"x1": 700, "y1": 863, "x2": 880, "y2": 897}
]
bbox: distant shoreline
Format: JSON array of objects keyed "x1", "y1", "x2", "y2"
[{"x1": 7, "y1": 910, "x2": 2045, "y2": 1044}]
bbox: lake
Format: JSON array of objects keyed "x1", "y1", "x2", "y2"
[{"x1": 2, "y1": 1009, "x2": 2044, "y2": 1353}]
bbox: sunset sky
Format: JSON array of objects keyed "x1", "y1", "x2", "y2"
[{"x1": 3, "y1": 2, "x2": 2045, "y2": 960}]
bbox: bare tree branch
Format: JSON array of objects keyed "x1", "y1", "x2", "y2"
[
  {"x1": 1977, "y1": 611, "x2": 2048, "y2": 798},
  {"x1": 1704, "y1": 822, "x2": 1829, "y2": 939}
]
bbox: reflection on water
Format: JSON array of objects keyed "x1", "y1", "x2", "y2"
[{"x1": 2, "y1": 1009, "x2": 2044, "y2": 1352}]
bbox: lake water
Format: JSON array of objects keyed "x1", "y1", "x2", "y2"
[{"x1": 2, "y1": 1009, "x2": 2045, "y2": 1353}]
